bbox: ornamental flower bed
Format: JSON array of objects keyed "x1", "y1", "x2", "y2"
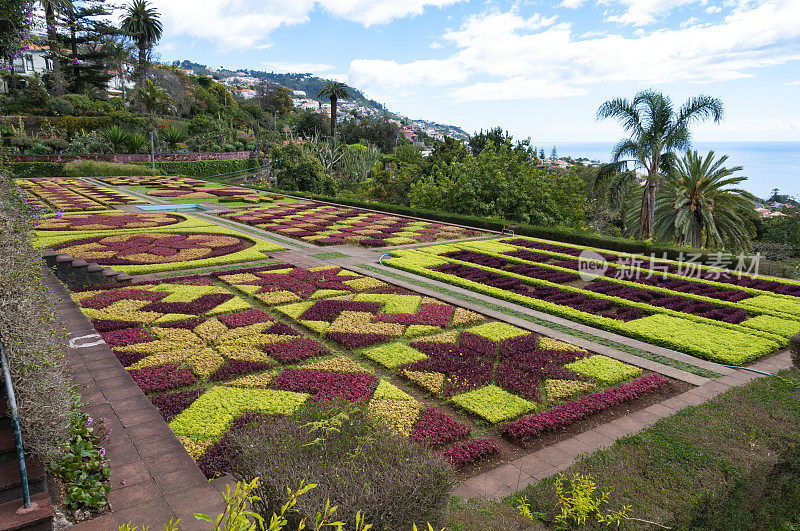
[
  {"x1": 385, "y1": 243, "x2": 788, "y2": 364},
  {"x1": 95, "y1": 175, "x2": 207, "y2": 187},
  {"x1": 275, "y1": 291, "x2": 486, "y2": 348},
  {"x1": 147, "y1": 186, "x2": 274, "y2": 203},
  {"x1": 15, "y1": 178, "x2": 144, "y2": 210},
  {"x1": 361, "y1": 321, "x2": 653, "y2": 430},
  {"x1": 36, "y1": 223, "x2": 284, "y2": 274},
  {"x1": 221, "y1": 200, "x2": 484, "y2": 247},
  {"x1": 36, "y1": 211, "x2": 184, "y2": 231},
  {"x1": 503, "y1": 373, "x2": 669, "y2": 443},
  {"x1": 214, "y1": 264, "x2": 389, "y2": 305}
]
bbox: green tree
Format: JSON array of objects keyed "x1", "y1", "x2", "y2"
[
  {"x1": 410, "y1": 141, "x2": 585, "y2": 227},
  {"x1": 39, "y1": 0, "x2": 73, "y2": 96},
  {"x1": 597, "y1": 90, "x2": 724, "y2": 239},
  {"x1": 653, "y1": 150, "x2": 757, "y2": 250},
  {"x1": 317, "y1": 80, "x2": 349, "y2": 137},
  {"x1": 255, "y1": 81, "x2": 293, "y2": 117},
  {"x1": 269, "y1": 141, "x2": 330, "y2": 193},
  {"x1": 291, "y1": 109, "x2": 329, "y2": 138},
  {"x1": 120, "y1": 0, "x2": 163, "y2": 90},
  {"x1": 102, "y1": 37, "x2": 134, "y2": 101}
]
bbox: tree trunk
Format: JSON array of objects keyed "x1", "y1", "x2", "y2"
[
  {"x1": 137, "y1": 37, "x2": 146, "y2": 89},
  {"x1": 330, "y1": 95, "x2": 337, "y2": 137},
  {"x1": 69, "y1": 9, "x2": 78, "y2": 92},
  {"x1": 636, "y1": 184, "x2": 652, "y2": 239},
  {"x1": 45, "y1": 3, "x2": 63, "y2": 97}
]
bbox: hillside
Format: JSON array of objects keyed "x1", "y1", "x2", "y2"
[{"x1": 174, "y1": 60, "x2": 469, "y2": 140}]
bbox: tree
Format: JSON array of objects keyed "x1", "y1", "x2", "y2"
[
  {"x1": 551, "y1": 146, "x2": 558, "y2": 159},
  {"x1": 39, "y1": 0, "x2": 73, "y2": 96},
  {"x1": 291, "y1": 109, "x2": 329, "y2": 138},
  {"x1": 596, "y1": 90, "x2": 724, "y2": 239},
  {"x1": 102, "y1": 36, "x2": 134, "y2": 101},
  {"x1": 0, "y1": 0, "x2": 36, "y2": 95},
  {"x1": 120, "y1": 0, "x2": 162, "y2": 90},
  {"x1": 63, "y1": 0, "x2": 116, "y2": 95},
  {"x1": 317, "y1": 80, "x2": 349, "y2": 137},
  {"x1": 653, "y1": 150, "x2": 757, "y2": 251},
  {"x1": 254, "y1": 81, "x2": 293, "y2": 117}
]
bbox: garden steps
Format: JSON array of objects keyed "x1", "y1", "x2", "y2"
[{"x1": 0, "y1": 401, "x2": 52, "y2": 530}]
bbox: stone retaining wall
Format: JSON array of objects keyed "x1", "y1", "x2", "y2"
[
  {"x1": 4, "y1": 151, "x2": 254, "y2": 163},
  {"x1": 41, "y1": 249, "x2": 132, "y2": 288}
]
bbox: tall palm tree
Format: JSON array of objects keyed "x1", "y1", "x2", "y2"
[
  {"x1": 653, "y1": 150, "x2": 757, "y2": 251},
  {"x1": 317, "y1": 80, "x2": 349, "y2": 136},
  {"x1": 39, "y1": 0, "x2": 73, "y2": 96},
  {"x1": 596, "y1": 90, "x2": 724, "y2": 239},
  {"x1": 120, "y1": 0, "x2": 162, "y2": 90}
]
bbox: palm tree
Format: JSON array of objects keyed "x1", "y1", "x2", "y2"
[
  {"x1": 102, "y1": 37, "x2": 135, "y2": 102},
  {"x1": 596, "y1": 90, "x2": 724, "y2": 239},
  {"x1": 120, "y1": 0, "x2": 162, "y2": 90},
  {"x1": 317, "y1": 80, "x2": 349, "y2": 137},
  {"x1": 653, "y1": 150, "x2": 757, "y2": 251},
  {"x1": 39, "y1": 0, "x2": 73, "y2": 96}
]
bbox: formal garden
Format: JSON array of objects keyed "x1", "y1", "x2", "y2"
[{"x1": 1, "y1": 164, "x2": 797, "y2": 531}]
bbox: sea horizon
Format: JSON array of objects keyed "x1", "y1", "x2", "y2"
[{"x1": 540, "y1": 141, "x2": 800, "y2": 200}]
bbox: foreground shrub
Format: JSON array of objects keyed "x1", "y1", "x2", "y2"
[
  {"x1": 227, "y1": 403, "x2": 455, "y2": 530},
  {"x1": 0, "y1": 173, "x2": 73, "y2": 457}
]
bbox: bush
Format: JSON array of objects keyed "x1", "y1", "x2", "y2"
[
  {"x1": 6, "y1": 162, "x2": 66, "y2": 177},
  {"x1": 0, "y1": 174, "x2": 74, "y2": 457},
  {"x1": 47, "y1": 97, "x2": 75, "y2": 116},
  {"x1": 24, "y1": 142, "x2": 53, "y2": 155},
  {"x1": 227, "y1": 403, "x2": 455, "y2": 530},
  {"x1": 62, "y1": 93, "x2": 93, "y2": 115},
  {"x1": 790, "y1": 333, "x2": 800, "y2": 370},
  {"x1": 155, "y1": 158, "x2": 259, "y2": 178},
  {"x1": 63, "y1": 160, "x2": 159, "y2": 177}
]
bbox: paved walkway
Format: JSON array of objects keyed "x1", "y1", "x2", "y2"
[{"x1": 452, "y1": 351, "x2": 793, "y2": 500}]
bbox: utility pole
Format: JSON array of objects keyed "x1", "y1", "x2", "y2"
[{"x1": 150, "y1": 131, "x2": 156, "y2": 176}]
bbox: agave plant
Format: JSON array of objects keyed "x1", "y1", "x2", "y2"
[
  {"x1": 126, "y1": 132, "x2": 148, "y2": 154},
  {"x1": 160, "y1": 125, "x2": 187, "y2": 152},
  {"x1": 101, "y1": 125, "x2": 130, "y2": 152}
]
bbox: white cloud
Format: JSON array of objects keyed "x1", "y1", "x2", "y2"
[
  {"x1": 260, "y1": 61, "x2": 335, "y2": 73},
  {"x1": 680, "y1": 16, "x2": 701, "y2": 28},
  {"x1": 606, "y1": 0, "x2": 706, "y2": 26},
  {"x1": 148, "y1": 0, "x2": 466, "y2": 49},
  {"x1": 324, "y1": 0, "x2": 465, "y2": 27},
  {"x1": 347, "y1": 1, "x2": 800, "y2": 102},
  {"x1": 786, "y1": 80, "x2": 800, "y2": 85},
  {"x1": 559, "y1": 0, "x2": 586, "y2": 8},
  {"x1": 706, "y1": 5, "x2": 723, "y2": 13}
]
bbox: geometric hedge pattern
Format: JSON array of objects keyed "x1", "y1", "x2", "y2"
[{"x1": 222, "y1": 200, "x2": 484, "y2": 248}]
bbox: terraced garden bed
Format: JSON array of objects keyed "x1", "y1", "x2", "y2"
[
  {"x1": 67, "y1": 264, "x2": 677, "y2": 479},
  {"x1": 34, "y1": 212, "x2": 284, "y2": 274},
  {"x1": 384, "y1": 238, "x2": 800, "y2": 364},
  {"x1": 221, "y1": 200, "x2": 485, "y2": 247},
  {"x1": 15, "y1": 177, "x2": 145, "y2": 210}
]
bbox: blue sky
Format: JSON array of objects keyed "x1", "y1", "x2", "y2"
[{"x1": 148, "y1": 0, "x2": 800, "y2": 143}]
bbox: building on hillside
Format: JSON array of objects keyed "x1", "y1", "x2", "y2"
[
  {"x1": 292, "y1": 98, "x2": 320, "y2": 110},
  {"x1": 234, "y1": 88, "x2": 257, "y2": 99},
  {"x1": 292, "y1": 90, "x2": 306, "y2": 97},
  {"x1": 0, "y1": 44, "x2": 54, "y2": 93}
]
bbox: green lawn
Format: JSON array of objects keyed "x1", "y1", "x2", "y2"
[{"x1": 447, "y1": 369, "x2": 800, "y2": 530}]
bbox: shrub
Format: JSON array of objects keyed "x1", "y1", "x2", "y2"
[
  {"x1": 0, "y1": 174, "x2": 74, "y2": 457},
  {"x1": 47, "y1": 97, "x2": 75, "y2": 116},
  {"x1": 101, "y1": 125, "x2": 130, "y2": 152},
  {"x1": 63, "y1": 160, "x2": 158, "y2": 177},
  {"x1": 790, "y1": 332, "x2": 800, "y2": 371},
  {"x1": 156, "y1": 158, "x2": 259, "y2": 178},
  {"x1": 227, "y1": 403, "x2": 455, "y2": 530},
  {"x1": 126, "y1": 132, "x2": 148, "y2": 153},
  {"x1": 62, "y1": 93, "x2": 93, "y2": 115}
]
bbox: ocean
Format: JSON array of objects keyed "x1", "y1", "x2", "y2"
[{"x1": 546, "y1": 141, "x2": 800, "y2": 201}]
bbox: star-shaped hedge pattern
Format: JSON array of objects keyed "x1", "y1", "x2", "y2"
[
  {"x1": 275, "y1": 293, "x2": 486, "y2": 348},
  {"x1": 214, "y1": 264, "x2": 388, "y2": 305}
]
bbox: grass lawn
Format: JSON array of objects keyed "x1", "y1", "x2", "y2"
[{"x1": 447, "y1": 368, "x2": 800, "y2": 530}]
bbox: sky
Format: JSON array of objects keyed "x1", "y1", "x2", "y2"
[{"x1": 145, "y1": 0, "x2": 800, "y2": 143}]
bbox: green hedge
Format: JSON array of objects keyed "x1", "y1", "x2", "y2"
[
  {"x1": 5, "y1": 158, "x2": 259, "y2": 179},
  {"x1": 155, "y1": 158, "x2": 259, "y2": 178}
]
